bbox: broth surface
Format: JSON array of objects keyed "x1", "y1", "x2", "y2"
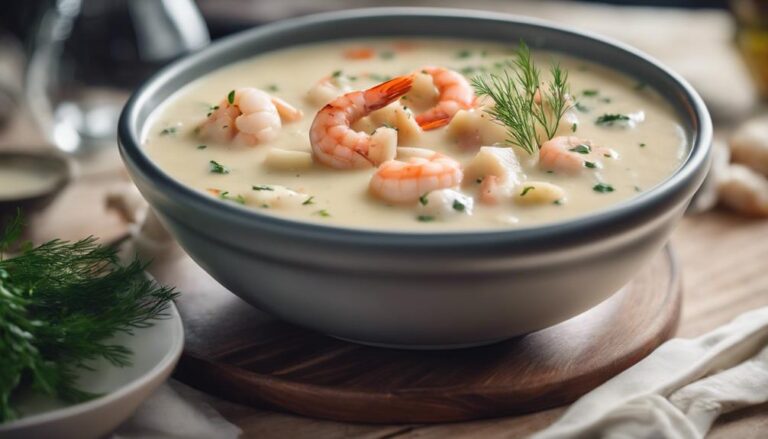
[{"x1": 143, "y1": 38, "x2": 687, "y2": 231}]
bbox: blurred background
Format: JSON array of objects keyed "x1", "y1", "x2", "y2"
[{"x1": 0, "y1": 0, "x2": 766, "y2": 240}]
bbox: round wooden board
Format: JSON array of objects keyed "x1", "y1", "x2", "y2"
[{"x1": 151, "y1": 245, "x2": 681, "y2": 424}]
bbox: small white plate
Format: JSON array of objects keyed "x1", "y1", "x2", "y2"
[{"x1": 0, "y1": 302, "x2": 184, "y2": 439}]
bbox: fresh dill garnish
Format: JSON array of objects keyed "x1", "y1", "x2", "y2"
[
  {"x1": 227, "y1": 90, "x2": 235, "y2": 105},
  {"x1": 417, "y1": 215, "x2": 435, "y2": 222},
  {"x1": 452, "y1": 200, "x2": 466, "y2": 212},
  {"x1": 302, "y1": 196, "x2": 315, "y2": 205},
  {"x1": 471, "y1": 41, "x2": 570, "y2": 155},
  {"x1": 219, "y1": 191, "x2": 245, "y2": 204},
  {"x1": 593, "y1": 183, "x2": 615, "y2": 193},
  {"x1": 0, "y1": 214, "x2": 177, "y2": 422},
  {"x1": 569, "y1": 144, "x2": 591, "y2": 154},
  {"x1": 209, "y1": 160, "x2": 229, "y2": 174},
  {"x1": 520, "y1": 186, "x2": 535, "y2": 196},
  {"x1": 595, "y1": 114, "x2": 631, "y2": 126},
  {"x1": 252, "y1": 185, "x2": 273, "y2": 191},
  {"x1": 419, "y1": 194, "x2": 429, "y2": 206}
]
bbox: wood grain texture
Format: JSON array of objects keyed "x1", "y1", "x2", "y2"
[{"x1": 160, "y1": 247, "x2": 680, "y2": 424}]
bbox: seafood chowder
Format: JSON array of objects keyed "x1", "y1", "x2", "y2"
[{"x1": 143, "y1": 39, "x2": 687, "y2": 231}]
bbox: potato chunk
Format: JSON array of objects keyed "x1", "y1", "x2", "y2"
[
  {"x1": 447, "y1": 109, "x2": 507, "y2": 149},
  {"x1": 264, "y1": 148, "x2": 313, "y2": 171},
  {"x1": 514, "y1": 181, "x2": 566, "y2": 206},
  {"x1": 463, "y1": 146, "x2": 522, "y2": 187}
]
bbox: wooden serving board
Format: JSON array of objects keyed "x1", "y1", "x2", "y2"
[{"x1": 150, "y1": 245, "x2": 681, "y2": 424}]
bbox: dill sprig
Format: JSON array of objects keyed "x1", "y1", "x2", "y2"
[
  {"x1": 0, "y1": 213, "x2": 178, "y2": 423},
  {"x1": 471, "y1": 41, "x2": 571, "y2": 155}
]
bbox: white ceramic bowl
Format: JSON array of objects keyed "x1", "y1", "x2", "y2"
[
  {"x1": 119, "y1": 8, "x2": 712, "y2": 348},
  {"x1": 0, "y1": 303, "x2": 183, "y2": 439}
]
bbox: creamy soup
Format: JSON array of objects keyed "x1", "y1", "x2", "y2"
[{"x1": 144, "y1": 38, "x2": 687, "y2": 231}]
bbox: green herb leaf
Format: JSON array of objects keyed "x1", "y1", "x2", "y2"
[
  {"x1": 569, "y1": 144, "x2": 591, "y2": 154},
  {"x1": 380, "y1": 51, "x2": 394, "y2": 60},
  {"x1": 595, "y1": 114, "x2": 630, "y2": 126},
  {"x1": 456, "y1": 49, "x2": 472, "y2": 59},
  {"x1": 584, "y1": 160, "x2": 597, "y2": 169},
  {"x1": 520, "y1": 186, "x2": 535, "y2": 196},
  {"x1": 209, "y1": 160, "x2": 229, "y2": 174},
  {"x1": 219, "y1": 191, "x2": 245, "y2": 204},
  {"x1": 314, "y1": 209, "x2": 331, "y2": 217},
  {"x1": 452, "y1": 200, "x2": 466, "y2": 211},
  {"x1": 227, "y1": 90, "x2": 235, "y2": 105},
  {"x1": 472, "y1": 41, "x2": 571, "y2": 155},
  {"x1": 417, "y1": 215, "x2": 435, "y2": 222},
  {"x1": 331, "y1": 70, "x2": 342, "y2": 78},
  {"x1": 571, "y1": 122, "x2": 577, "y2": 132},
  {"x1": 266, "y1": 84, "x2": 279, "y2": 92},
  {"x1": 0, "y1": 215, "x2": 177, "y2": 422},
  {"x1": 419, "y1": 194, "x2": 429, "y2": 206},
  {"x1": 302, "y1": 196, "x2": 315, "y2": 205},
  {"x1": 593, "y1": 183, "x2": 615, "y2": 193},
  {"x1": 159, "y1": 127, "x2": 177, "y2": 136},
  {"x1": 197, "y1": 145, "x2": 207, "y2": 150},
  {"x1": 252, "y1": 185, "x2": 273, "y2": 191},
  {"x1": 582, "y1": 89, "x2": 599, "y2": 96}
]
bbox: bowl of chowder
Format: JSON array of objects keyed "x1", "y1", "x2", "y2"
[{"x1": 118, "y1": 8, "x2": 711, "y2": 348}]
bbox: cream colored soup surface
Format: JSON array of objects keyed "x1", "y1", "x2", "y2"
[{"x1": 143, "y1": 38, "x2": 687, "y2": 231}]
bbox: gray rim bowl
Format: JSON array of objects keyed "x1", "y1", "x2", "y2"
[
  {"x1": 118, "y1": 8, "x2": 711, "y2": 347},
  {"x1": 119, "y1": 7, "x2": 711, "y2": 255}
]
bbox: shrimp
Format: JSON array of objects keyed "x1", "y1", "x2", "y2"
[
  {"x1": 310, "y1": 76, "x2": 413, "y2": 169},
  {"x1": 306, "y1": 74, "x2": 353, "y2": 108},
  {"x1": 464, "y1": 147, "x2": 522, "y2": 205},
  {"x1": 414, "y1": 67, "x2": 475, "y2": 130},
  {"x1": 539, "y1": 136, "x2": 616, "y2": 174},
  {"x1": 369, "y1": 147, "x2": 463, "y2": 204},
  {"x1": 198, "y1": 88, "x2": 302, "y2": 146}
]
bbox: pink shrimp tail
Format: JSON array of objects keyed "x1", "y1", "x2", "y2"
[
  {"x1": 417, "y1": 114, "x2": 451, "y2": 130},
  {"x1": 364, "y1": 75, "x2": 413, "y2": 111}
]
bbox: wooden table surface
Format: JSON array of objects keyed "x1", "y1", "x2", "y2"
[{"x1": 3, "y1": 3, "x2": 767, "y2": 437}]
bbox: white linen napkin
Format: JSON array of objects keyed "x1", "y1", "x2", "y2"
[{"x1": 532, "y1": 307, "x2": 768, "y2": 439}]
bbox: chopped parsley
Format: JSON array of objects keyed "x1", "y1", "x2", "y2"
[
  {"x1": 266, "y1": 84, "x2": 279, "y2": 92},
  {"x1": 584, "y1": 161, "x2": 597, "y2": 169},
  {"x1": 520, "y1": 186, "x2": 535, "y2": 196},
  {"x1": 252, "y1": 185, "x2": 273, "y2": 191},
  {"x1": 574, "y1": 102, "x2": 589, "y2": 113},
  {"x1": 209, "y1": 160, "x2": 229, "y2": 174},
  {"x1": 634, "y1": 186, "x2": 642, "y2": 192},
  {"x1": 593, "y1": 183, "x2": 615, "y2": 193},
  {"x1": 159, "y1": 127, "x2": 177, "y2": 136},
  {"x1": 571, "y1": 123, "x2": 578, "y2": 133},
  {"x1": 227, "y1": 90, "x2": 235, "y2": 105},
  {"x1": 553, "y1": 199, "x2": 563, "y2": 205},
  {"x1": 380, "y1": 51, "x2": 395, "y2": 60},
  {"x1": 595, "y1": 114, "x2": 631, "y2": 126},
  {"x1": 569, "y1": 144, "x2": 591, "y2": 154},
  {"x1": 314, "y1": 209, "x2": 331, "y2": 217},
  {"x1": 219, "y1": 191, "x2": 245, "y2": 204},
  {"x1": 639, "y1": 142, "x2": 646, "y2": 147},
  {"x1": 417, "y1": 215, "x2": 435, "y2": 222},
  {"x1": 197, "y1": 144, "x2": 207, "y2": 150},
  {"x1": 302, "y1": 196, "x2": 315, "y2": 205},
  {"x1": 582, "y1": 89, "x2": 599, "y2": 96},
  {"x1": 419, "y1": 194, "x2": 429, "y2": 206},
  {"x1": 331, "y1": 70, "x2": 343, "y2": 78},
  {"x1": 601, "y1": 97, "x2": 612, "y2": 103},
  {"x1": 452, "y1": 200, "x2": 466, "y2": 212}
]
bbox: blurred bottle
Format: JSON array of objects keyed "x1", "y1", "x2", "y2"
[
  {"x1": 732, "y1": 0, "x2": 768, "y2": 100},
  {"x1": 25, "y1": 0, "x2": 210, "y2": 154}
]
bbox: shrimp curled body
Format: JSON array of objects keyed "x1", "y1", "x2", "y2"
[
  {"x1": 539, "y1": 136, "x2": 616, "y2": 174},
  {"x1": 198, "y1": 88, "x2": 302, "y2": 146},
  {"x1": 369, "y1": 147, "x2": 463, "y2": 204},
  {"x1": 310, "y1": 76, "x2": 413, "y2": 169},
  {"x1": 415, "y1": 67, "x2": 475, "y2": 130}
]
